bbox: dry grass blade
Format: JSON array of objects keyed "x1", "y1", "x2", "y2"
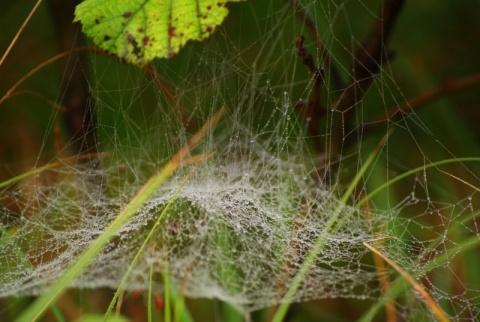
[
  {"x1": 0, "y1": 47, "x2": 100, "y2": 106},
  {"x1": 437, "y1": 170, "x2": 480, "y2": 193},
  {"x1": 0, "y1": 0, "x2": 43, "y2": 68},
  {"x1": 363, "y1": 238, "x2": 450, "y2": 322},
  {"x1": 363, "y1": 199, "x2": 397, "y2": 322}
]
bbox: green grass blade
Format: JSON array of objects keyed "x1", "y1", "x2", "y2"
[
  {"x1": 272, "y1": 131, "x2": 390, "y2": 322},
  {"x1": 148, "y1": 248, "x2": 154, "y2": 322},
  {"x1": 15, "y1": 162, "x2": 177, "y2": 322},
  {"x1": 0, "y1": 153, "x2": 110, "y2": 189},
  {"x1": 163, "y1": 260, "x2": 172, "y2": 322},
  {"x1": 356, "y1": 157, "x2": 480, "y2": 209},
  {"x1": 104, "y1": 161, "x2": 202, "y2": 317},
  {"x1": 104, "y1": 160, "x2": 208, "y2": 320},
  {"x1": 15, "y1": 109, "x2": 225, "y2": 322},
  {"x1": 355, "y1": 157, "x2": 480, "y2": 320}
]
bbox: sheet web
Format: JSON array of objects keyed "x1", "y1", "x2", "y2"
[{"x1": 1, "y1": 0, "x2": 479, "y2": 320}]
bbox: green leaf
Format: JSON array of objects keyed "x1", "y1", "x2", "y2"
[{"x1": 74, "y1": 0, "x2": 243, "y2": 66}]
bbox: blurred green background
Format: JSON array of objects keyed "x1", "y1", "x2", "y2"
[{"x1": 1, "y1": 0, "x2": 480, "y2": 321}]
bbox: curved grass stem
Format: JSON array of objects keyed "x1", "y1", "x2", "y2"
[{"x1": 0, "y1": 0, "x2": 43, "y2": 68}]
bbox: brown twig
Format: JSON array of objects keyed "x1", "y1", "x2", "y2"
[
  {"x1": 294, "y1": 35, "x2": 326, "y2": 154},
  {"x1": 332, "y1": 0, "x2": 405, "y2": 112},
  {"x1": 363, "y1": 199, "x2": 397, "y2": 322},
  {"x1": 295, "y1": 35, "x2": 317, "y2": 75},
  {"x1": 352, "y1": 0, "x2": 405, "y2": 85},
  {"x1": 143, "y1": 63, "x2": 190, "y2": 128},
  {"x1": 288, "y1": 0, "x2": 344, "y2": 90},
  {"x1": 327, "y1": 0, "x2": 405, "y2": 169},
  {"x1": 368, "y1": 72, "x2": 480, "y2": 127}
]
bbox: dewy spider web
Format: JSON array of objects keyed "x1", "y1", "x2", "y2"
[{"x1": 1, "y1": 0, "x2": 480, "y2": 320}]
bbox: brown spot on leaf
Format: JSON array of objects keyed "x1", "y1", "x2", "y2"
[
  {"x1": 138, "y1": 28, "x2": 144, "y2": 33},
  {"x1": 168, "y1": 26, "x2": 176, "y2": 38},
  {"x1": 95, "y1": 18, "x2": 100, "y2": 24},
  {"x1": 104, "y1": 35, "x2": 111, "y2": 41},
  {"x1": 207, "y1": 5, "x2": 212, "y2": 10},
  {"x1": 142, "y1": 36, "x2": 150, "y2": 46},
  {"x1": 126, "y1": 34, "x2": 141, "y2": 56},
  {"x1": 123, "y1": 12, "x2": 131, "y2": 19},
  {"x1": 133, "y1": 46, "x2": 141, "y2": 56},
  {"x1": 206, "y1": 26, "x2": 213, "y2": 33},
  {"x1": 217, "y1": 2, "x2": 224, "y2": 7}
]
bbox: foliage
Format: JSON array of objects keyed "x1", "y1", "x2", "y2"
[{"x1": 74, "y1": 0, "x2": 243, "y2": 66}]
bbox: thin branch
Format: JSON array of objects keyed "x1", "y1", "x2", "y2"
[
  {"x1": 143, "y1": 63, "x2": 190, "y2": 128},
  {"x1": 369, "y1": 72, "x2": 480, "y2": 126},
  {"x1": 0, "y1": 47, "x2": 102, "y2": 107},
  {"x1": 288, "y1": 0, "x2": 344, "y2": 90},
  {"x1": 8, "y1": 90, "x2": 67, "y2": 112},
  {"x1": 295, "y1": 35, "x2": 317, "y2": 75},
  {"x1": 352, "y1": 0, "x2": 405, "y2": 84},
  {"x1": 294, "y1": 34, "x2": 326, "y2": 154},
  {"x1": 327, "y1": 0, "x2": 405, "y2": 167},
  {"x1": 332, "y1": 0, "x2": 405, "y2": 114}
]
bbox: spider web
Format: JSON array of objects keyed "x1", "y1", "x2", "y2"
[{"x1": 1, "y1": 0, "x2": 480, "y2": 320}]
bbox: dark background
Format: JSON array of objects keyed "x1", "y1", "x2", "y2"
[{"x1": 1, "y1": 0, "x2": 480, "y2": 321}]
